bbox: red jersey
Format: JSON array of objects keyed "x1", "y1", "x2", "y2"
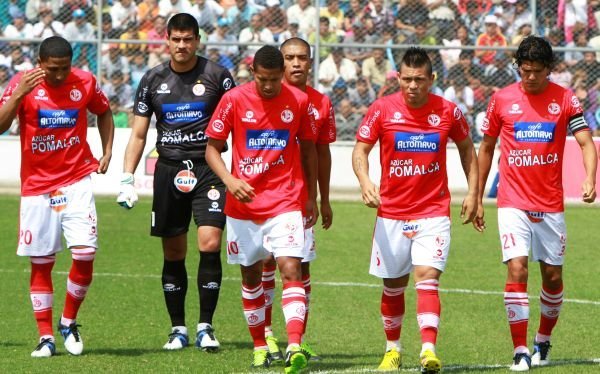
[
  {"x1": 356, "y1": 92, "x2": 470, "y2": 220},
  {"x1": 482, "y1": 82, "x2": 586, "y2": 212},
  {"x1": 206, "y1": 82, "x2": 316, "y2": 220},
  {"x1": 305, "y1": 85, "x2": 336, "y2": 144},
  {"x1": 1, "y1": 68, "x2": 110, "y2": 196}
]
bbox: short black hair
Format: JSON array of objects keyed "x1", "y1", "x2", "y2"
[
  {"x1": 39, "y1": 36, "x2": 73, "y2": 61},
  {"x1": 400, "y1": 46, "x2": 432, "y2": 76},
  {"x1": 515, "y1": 36, "x2": 557, "y2": 70},
  {"x1": 167, "y1": 13, "x2": 199, "y2": 37},
  {"x1": 253, "y1": 45, "x2": 284, "y2": 71},
  {"x1": 280, "y1": 37, "x2": 311, "y2": 58}
]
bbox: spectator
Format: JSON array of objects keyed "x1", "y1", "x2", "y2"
[
  {"x1": 510, "y1": 22, "x2": 533, "y2": 47},
  {"x1": 25, "y1": 0, "x2": 60, "y2": 23},
  {"x1": 130, "y1": 53, "x2": 147, "y2": 90},
  {"x1": 475, "y1": 15, "x2": 507, "y2": 66},
  {"x1": 101, "y1": 44, "x2": 131, "y2": 86},
  {"x1": 444, "y1": 75, "x2": 474, "y2": 124},
  {"x1": 207, "y1": 47, "x2": 235, "y2": 71},
  {"x1": 318, "y1": 47, "x2": 358, "y2": 94},
  {"x1": 406, "y1": 18, "x2": 437, "y2": 46},
  {"x1": 365, "y1": 0, "x2": 394, "y2": 35},
  {"x1": 32, "y1": 7, "x2": 64, "y2": 39},
  {"x1": 564, "y1": 29, "x2": 590, "y2": 67},
  {"x1": 377, "y1": 70, "x2": 399, "y2": 98},
  {"x1": 348, "y1": 76, "x2": 376, "y2": 115},
  {"x1": 207, "y1": 18, "x2": 239, "y2": 58},
  {"x1": 102, "y1": 70, "x2": 134, "y2": 109},
  {"x1": 111, "y1": 0, "x2": 138, "y2": 34},
  {"x1": 549, "y1": 60, "x2": 572, "y2": 88},
  {"x1": 536, "y1": 8, "x2": 556, "y2": 38},
  {"x1": 574, "y1": 81, "x2": 600, "y2": 136},
  {"x1": 119, "y1": 21, "x2": 148, "y2": 62},
  {"x1": 234, "y1": 67, "x2": 251, "y2": 85},
  {"x1": 448, "y1": 50, "x2": 484, "y2": 86},
  {"x1": 320, "y1": 0, "x2": 344, "y2": 36},
  {"x1": 440, "y1": 24, "x2": 474, "y2": 71},
  {"x1": 4, "y1": 45, "x2": 34, "y2": 73},
  {"x1": 287, "y1": 0, "x2": 317, "y2": 36},
  {"x1": 504, "y1": 0, "x2": 533, "y2": 39},
  {"x1": 261, "y1": 0, "x2": 287, "y2": 42},
  {"x1": 572, "y1": 51, "x2": 600, "y2": 90},
  {"x1": 278, "y1": 22, "x2": 305, "y2": 43},
  {"x1": 4, "y1": 11, "x2": 34, "y2": 54},
  {"x1": 110, "y1": 95, "x2": 130, "y2": 128},
  {"x1": 226, "y1": 0, "x2": 260, "y2": 36},
  {"x1": 63, "y1": 9, "x2": 97, "y2": 73},
  {"x1": 59, "y1": 0, "x2": 94, "y2": 24},
  {"x1": 343, "y1": 0, "x2": 365, "y2": 33},
  {"x1": 238, "y1": 13, "x2": 274, "y2": 57},
  {"x1": 334, "y1": 98, "x2": 361, "y2": 140},
  {"x1": 159, "y1": 0, "x2": 192, "y2": 19},
  {"x1": 394, "y1": 0, "x2": 430, "y2": 41},
  {"x1": 362, "y1": 47, "x2": 393, "y2": 92},
  {"x1": 427, "y1": 0, "x2": 456, "y2": 38},
  {"x1": 546, "y1": 27, "x2": 565, "y2": 61},
  {"x1": 309, "y1": 17, "x2": 338, "y2": 61},
  {"x1": 101, "y1": 13, "x2": 121, "y2": 41},
  {"x1": 190, "y1": 0, "x2": 222, "y2": 34},
  {"x1": 459, "y1": 1, "x2": 486, "y2": 42},
  {"x1": 330, "y1": 76, "x2": 351, "y2": 108},
  {"x1": 343, "y1": 19, "x2": 376, "y2": 64},
  {"x1": 558, "y1": 0, "x2": 588, "y2": 43},
  {"x1": 146, "y1": 15, "x2": 169, "y2": 67},
  {"x1": 137, "y1": 0, "x2": 159, "y2": 33},
  {"x1": 484, "y1": 51, "x2": 518, "y2": 91},
  {"x1": 0, "y1": 64, "x2": 10, "y2": 94}
]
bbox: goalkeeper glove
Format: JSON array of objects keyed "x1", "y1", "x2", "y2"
[{"x1": 117, "y1": 172, "x2": 138, "y2": 209}]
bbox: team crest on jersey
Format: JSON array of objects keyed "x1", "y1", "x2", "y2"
[
  {"x1": 509, "y1": 103, "x2": 523, "y2": 114},
  {"x1": 174, "y1": 170, "x2": 197, "y2": 193},
  {"x1": 157, "y1": 83, "x2": 170, "y2": 94},
  {"x1": 526, "y1": 211, "x2": 545, "y2": 223},
  {"x1": 427, "y1": 114, "x2": 441, "y2": 127},
  {"x1": 211, "y1": 119, "x2": 224, "y2": 132},
  {"x1": 192, "y1": 83, "x2": 205, "y2": 96},
  {"x1": 242, "y1": 110, "x2": 257, "y2": 123},
  {"x1": 547, "y1": 103, "x2": 561, "y2": 115},
  {"x1": 281, "y1": 109, "x2": 294, "y2": 123},
  {"x1": 223, "y1": 78, "x2": 232, "y2": 90},
  {"x1": 571, "y1": 95, "x2": 580, "y2": 108},
  {"x1": 207, "y1": 187, "x2": 221, "y2": 201},
  {"x1": 402, "y1": 221, "x2": 421, "y2": 238},
  {"x1": 137, "y1": 102, "x2": 148, "y2": 113},
  {"x1": 49, "y1": 190, "x2": 68, "y2": 212},
  {"x1": 359, "y1": 125, "x2": 371, "y2": 138},
  {"x1": 34, "y1": 89, "x2": 48, "y2": 101},
  {"x1": 391, "y1": 112, "x2": 405, "y2": 123},
  {"x1": 70, "y1": 89, "x2": 82, "y2": 102}
]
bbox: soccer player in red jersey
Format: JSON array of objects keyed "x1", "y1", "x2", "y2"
[
  {"x1": 260, "y1": 37, "x2": 336, "y2": 362},
  {"x1": 476, "y1": 36, "x2": 597, "y2": 371},
  {"x1": 205, "y1": 45, "x2": 318, "y2": 373},
  {"x1": 0, "y1": 36, "x2": 114, "y2": 357},
  {"x1": 352, "y1": 46, "x2": 478, "y2": 373}
]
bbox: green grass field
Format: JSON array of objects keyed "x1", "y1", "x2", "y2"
[{"x1": 0, "y1": 195, "x2": 599, "y2": 373}]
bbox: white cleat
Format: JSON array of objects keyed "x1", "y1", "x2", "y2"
[
  {"x1": 510, "y1": 353, "x2": 531, "y2": 372},
  {"x1": 163, "y1": 328, "x2": 189, "y2": 350},
  {"x1": 31, "y1": 338, "x2": 56, "y2": 358},
  {"x1": 195, "y1": 324, "x2": 219, "y2": 352},
  {"x1": 58, "y1": 322, "x2": 83, "y2": 355}
]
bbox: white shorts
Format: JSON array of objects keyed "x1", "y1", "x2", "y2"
[
  {"x1": 497, "y1": 208, "x2": 566, "y2": 265},
  {"x1": 226, "y1": 210, "x2": 305, "y2": 266},
  {"x1": 302, "y1": 224, "x2": 316, "y2": 263},
  {"x1": 369, "y1": 216, "x2": 451, "y2": 279},
  {"x1": 17, "y1": 176, "x2": 98, "y2": 257}
]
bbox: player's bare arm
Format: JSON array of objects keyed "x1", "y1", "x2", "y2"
[
  {"x1": 574, "y1": 129, "x2": 598, "y2": 203},
  {"x1": 300, "y1": 139, "x2": 319, "y2": 229},
  {"x1": 0, "y1": 68, "x2": 46, "y2": 133},
  {"x1": 123, "y1": 115, "x2": 152, "y2": 173},
  {"x1": 317, "y1": 143, "x2": 333, "y2": 229},
  {"x1": 352, "y1": 141, "x2": 380, "y2": 208},
  {"x1": 206, "y1": 138, "x2": 255, "y2": 203},
  {"x1": 96, "y1": 109, "x2": 115, "y2": 174},
  {"x1": 456, "y1": 136, "x2": 479, "y2": 225},
  {"x1": 474, "y1": 135, "x2": 498, "y2": 232}
]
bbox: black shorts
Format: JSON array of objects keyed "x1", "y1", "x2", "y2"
[{"x1": 151, "y1": 158, "x2": 226, "y2": 237}]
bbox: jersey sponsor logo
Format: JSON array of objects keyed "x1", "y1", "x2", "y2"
[
  {"x1": 211, "y1": 119, "x2": 224, "y2": 132},
  {"x1": 281, "y1": 109, "x2": 294, "y2": 123},
  {"x1": 391, "y1": 111, "x2": 405, "y2": 123},
  {"x1": 394, "y1": 132, "x2": 439, "y2": 152},
  {"x1": 34, "y1": 89, "x2": 48, "y2": 101},
  {"x1": 208, "y1": 201, "x2": 222, "y2": 213},
  {"x1": 223, "y1": 77, "x2": 233, "y2": 91},
  {"x1": 174, "y1": 169, "x2": 197, "y2": 193},
  {"x1": 454, "y1": 107, "x2": 463, "y2": 120},
  {"x1": 508, "y1": 103, "x2": 522, "y2": 114},
  {"x1": 192, "y1": 83, "x2": 205, "y2": 96},
  {"x1": 207, "y1": 187, "x2": 221, "y2": 200},
  {"x1": 49, "y1": 190, "x2": 68, "y2": 212},
  {"x1": 547, "y1": 102, "x2": 560, "y2": 115},
  {"x1": 481, "y1": 117, "x2": 490, "y2": 131},
  {"x1": 402, "y1": 221, "x2": 421, "y2": 238},
  {"x1": 31, "y1": 134, "x2": 81, "y2": 153},
  {"x1": 70, "y1": 89, "x2": 82, "y2": 102},
  {"x1": 427, "y1": 114, "x2": 441, "y2": 127},
  {"x1": 242, "y1": 110, "x2": 257, "y2": 123},
  {"x1": 514, "y1": 122, "x2": 555, "y2": 143},
  {"x1": 359, "y1": 125, "x2": 370, "y2": 138},
  {"x1": 571, "y1": 95, "x2": 580, "y2": 108},
  {"x1": 246, "y1": 129, "x2": 290, "y2": 150},
  {"x1": 526, "y1": 211, "x2": 545, "y2": 223},
  {"x1": 507, "y1": 148, "x2": 559, "y2": 167},
  {"x1": 160, "y1": 129, "x2": 207, "y2": 144},
  {"x1": 38, "y1": 109, "x2": 78, "y2": 128},
  {"x1": 309, "y1": 103, "x2": 320, "y2": 120},
  {"x1": 162, "y1": 102, "x2": 206, "y2": 124},
  {"x1": 157, "y1": 83, "x2": 170, "y2": 94},
  {"x1": 137, "y1": 102, "x2": 149, "y2": 113}
]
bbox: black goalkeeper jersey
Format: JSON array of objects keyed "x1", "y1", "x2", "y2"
[{"x1": 133, "y1": 56, "x2": 235, "y2": 161}]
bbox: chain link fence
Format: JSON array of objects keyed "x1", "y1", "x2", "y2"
[{"x1": 1, "y1": 0, "x2": 599, "y2": 141}]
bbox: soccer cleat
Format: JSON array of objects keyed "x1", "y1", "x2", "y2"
[
  {"x1": 266, "y1": 336, "x2": 284, "y2": 361},
  {"x1": 31, "y1": 337, "x2": 56, "y2": 358},
  {"x1": 300, "y1": 342, "x2": 321, "y2": 361},
  {"x1": 251, "y1": 349, "x2": 273, "y2": 368},
  {"x1": 163, "y1": 329, "x2": 189, "y2": 350},
  {"x1": 57, "y1": 321, "x2": 83, "y2": 355},
  {"x1": 531, "y1": 340, "x2": 551, "y2": 366},
  {"x1": 195, "y1": 325, "x2": 220, "y2": 352},
  {"x1": 420, "y1": 349, "x2": 441, "y2": 374},
  {"x1": 377, "y1": 349, "x2": 401, "y2": 371},
  {"x1": 284, "y1": 346, "x2": 308, "y2": 374},
  {"x1": 510, "y1": 353, "x2": 532, "y2": 372}
]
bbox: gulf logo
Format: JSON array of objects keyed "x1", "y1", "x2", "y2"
[
  {"x1": 49, "y1": 190, "x2": 68, "y2": 212},
  {"x1": 174, "y1": 170, "x2": 197, "y2": 193}
]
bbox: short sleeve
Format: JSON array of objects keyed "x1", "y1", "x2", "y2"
[
  {"x1": 132, "y1": 72, "x2": 153, "y2": 117},
  {"x1": 297, "y1": 98, "x2": 317, "y2": 142},
  {"x1": 86, "y1": 75, "x2": 110, "y2": 115},
  {"x1": 317, "y1": 97, "x2": 336, "y2": 144},
  {"x1": 355, "y1": 100, "x2": 381, "y2": 143},
  {"x1": 448, "y1": 104, "x2": 470, "y2": 143},
  {"x1": 206, "y1": 92, "x2": 233, "y2": 140},
  {"x1": 481, "y1": 93, "x2": 501, "y2": 138}
]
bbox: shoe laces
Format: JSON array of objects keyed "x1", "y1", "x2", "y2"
[
  {"x1": 34, "y1": 338, "x2": 54, "y2": 351},
  {"x1": 167, "y1": 330, "x2": 185, "y2": 343},
  {"x1": 200, "y1": 327, "x2": 216, "y2": 341},
  {"x1": 62, "y1": 323, "x2": 82, "y2": 342}
]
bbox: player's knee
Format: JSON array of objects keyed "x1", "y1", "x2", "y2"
[{"x1": 71, "y1": 247, "x2": 96, "y2": 261}]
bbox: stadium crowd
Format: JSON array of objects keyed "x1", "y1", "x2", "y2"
[{"x1": 1, "y1": 0, "x2": 600, "y2": 139}]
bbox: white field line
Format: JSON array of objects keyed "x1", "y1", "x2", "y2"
[{"x1": 1, "y1": 268, "x2": 600, "y2": 306}]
